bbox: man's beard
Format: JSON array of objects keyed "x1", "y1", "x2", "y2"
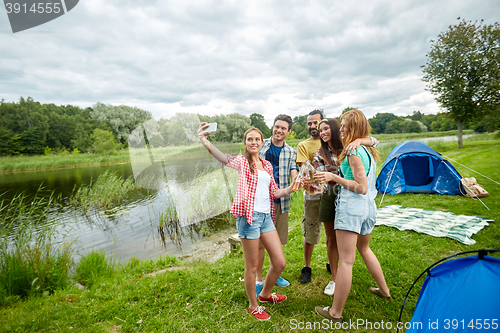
[{"x1": 309, "y1": 129, "x2": 319, "y2": 137}]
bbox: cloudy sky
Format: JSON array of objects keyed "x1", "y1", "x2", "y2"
[{"x1": 1, "y1": 0, "x2": 499, "y2": 125}]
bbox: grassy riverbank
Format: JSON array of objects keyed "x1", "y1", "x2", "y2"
[
  {"x1": 0, "y1": 143, "x2": 242, "y2": 173},
  {"x1": 1, "y1": 138, "x2": 499, "y2": 332}
]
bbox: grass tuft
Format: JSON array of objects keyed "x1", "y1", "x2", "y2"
[
  {"x1": 71, "y1": 170, "x2": 139, "y2": 209},
  {"x1": 74, "y1": 250, "x2": 114, "y2": 288}
]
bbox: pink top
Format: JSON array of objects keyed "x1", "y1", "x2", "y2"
[{"x1": 221, "y1": 154, "x2": 279, "y2": 225}]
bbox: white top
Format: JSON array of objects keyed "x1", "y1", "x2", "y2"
[{"x1": 254, "y1": 169, "x2": 271, "y2": 213}]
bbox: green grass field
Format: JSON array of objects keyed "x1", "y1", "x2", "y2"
[{"x1": 0, "y1": 136, "x2": 499, "y2": 332}]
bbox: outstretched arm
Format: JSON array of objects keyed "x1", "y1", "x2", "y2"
[
  {"x1": 274, "y1": 175, "x2": 299, "y2": 198},
  {"x1": 198, "y1": 123, "x2": 228, "y2": 164}
]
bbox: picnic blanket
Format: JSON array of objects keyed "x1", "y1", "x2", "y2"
[{"x1": 376, "y1": 205, "x2": 493, "y2": 245}]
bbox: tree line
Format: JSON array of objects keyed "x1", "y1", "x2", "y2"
[
  {"x1": 0, "y1": 98, "x2": 152, "y2": 156},
  {"x1": 2, "y1": 97, "x2": 498, "y2": 157}
]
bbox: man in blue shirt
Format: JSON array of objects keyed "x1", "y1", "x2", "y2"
[{"x1": 255, "y1": 114, "x2": 298, "y2": 293}]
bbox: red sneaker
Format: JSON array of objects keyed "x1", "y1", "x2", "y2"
[
  {"x1": 249, "y1": 306, "x2": 270, "y2": 320},
  {"x1": 258, "y1": 293, "x2": 287, "y2": 303}
]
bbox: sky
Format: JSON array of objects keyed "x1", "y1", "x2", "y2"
[{"x1": 1, "y1": 0, "x2": 499, "y2": 126}]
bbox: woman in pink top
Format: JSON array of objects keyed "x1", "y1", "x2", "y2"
[{"x1": 198, "y1": 123, "x2": 297, "y2": 321}]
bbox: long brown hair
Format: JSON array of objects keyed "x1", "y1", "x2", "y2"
[
  {"x1": 338, "y1": 110, "x2": 379, "y2": 163},
  {"x1": 243, "y1": 127, "x2": 263, "y2": 173},
  {"x1": 319, "y1": 118, "x2": 343, "y2": 166}
]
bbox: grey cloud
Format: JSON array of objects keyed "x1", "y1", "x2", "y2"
[{"x1": 1, "y1": 0, "x2": 499, "y2": 122}]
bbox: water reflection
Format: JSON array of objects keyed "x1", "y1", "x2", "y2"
[
  {"x1": 0, "y1": 144, "x2": 241, "y2": 262},
  {"x1": 155, "y1": 205, "x2": 234, "y2": 252}
]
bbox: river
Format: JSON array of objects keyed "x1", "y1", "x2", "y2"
[{"x1": 0, "y1": 146, "x2": 240, "y2": 262}]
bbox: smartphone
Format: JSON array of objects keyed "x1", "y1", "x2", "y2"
[{"x1": 204, "y1": 122, "x2": 217, "y2": 133}]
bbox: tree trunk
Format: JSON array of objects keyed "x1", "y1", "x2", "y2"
[{"x1": 457, "y1": 120, "x2": 463, "y2": 149}]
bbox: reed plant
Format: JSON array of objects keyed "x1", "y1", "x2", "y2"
[
  {"x1": 74, "y1": 250, "x2": 113, "y2": 288},
  {"x1": 0, "y1": 191, "x2": 73, "y2": 305},
  {"x1": 71, "y1": 170, "x2": 139, "y2": 209}
]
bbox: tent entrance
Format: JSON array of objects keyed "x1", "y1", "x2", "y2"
[{"x1": 400, "y1": 154, "x2": 439, "y2": 193}]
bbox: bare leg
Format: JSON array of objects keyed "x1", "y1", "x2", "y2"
[
  {"x1": 256, "y1": 247, "x2": 265, "y2": 282},
  {"x1": 260, "y1": 229, "x2": 286, "y2": 298},
  {"x1": 240, "y1": 238, "x2": 261, "y2": 310},
  {"x1": 356, "y1": 233, "x2": 390, "y2": 297},
  {"x1": 324, "y1": 222, "x2": 338, "y2": 282},
  {"x1": 303, "y1": 241, "x2": 314, "y2": 267},
  {"x1": 329, "y1": 229, "x2": 358, "y2": 318}
]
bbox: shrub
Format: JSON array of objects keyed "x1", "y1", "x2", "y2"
[{"x1": 44, "y1": 146, "x2": 53, "y2": 155}]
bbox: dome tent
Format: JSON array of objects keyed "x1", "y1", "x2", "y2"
[
  {"x1": 398, "y1": 249, "x2": 500, "y2": 333},
  {"x1": 376, "y1": 141, "x2": 463, "y2": 195}
]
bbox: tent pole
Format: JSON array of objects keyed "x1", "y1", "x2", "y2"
[
  {"x1": 442, "y1": 161, "x2": 490, "y2": 210},
  {"x1": 379, "y1": 159, "x2": 398, "y2": 208},
  {"x1": 442, "y1": 154, "x2": 500, "y2": 186}
]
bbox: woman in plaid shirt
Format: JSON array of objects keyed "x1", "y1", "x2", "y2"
[{"x1": 198, "y1": 123, "x2": 298, "y2": 321}]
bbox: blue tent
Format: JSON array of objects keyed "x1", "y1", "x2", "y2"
[
  {"x1": 400, "y1": 250, "x2": 500, "y2": 333},
  {"x1": 376, "y1": 141, "x2": 463, "y2": 195}
]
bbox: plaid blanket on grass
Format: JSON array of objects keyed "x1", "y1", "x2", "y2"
[{"x1": 376, "y1": 205, "x2": 492, "y2": 245}]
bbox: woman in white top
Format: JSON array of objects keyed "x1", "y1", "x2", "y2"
[{"x1": 198, "y1": 123, "x2": 297, "y2": 321}]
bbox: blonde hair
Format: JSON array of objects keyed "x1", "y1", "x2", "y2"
[
  {"x1": 243, "y1": 127, "x2": 263, "y2": 173},
  {"x1": 338, "y1": 110, "x2": 379, "y2": 163}
]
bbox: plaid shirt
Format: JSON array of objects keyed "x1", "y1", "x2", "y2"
[
  {"x1": 313, "y1": 147, "x2": 338, "y2": 173},
  {"x1": 313, "y1": 136, "x2": 379, "y2": 184},
  {"x1": 259, "y1": 139, "x2": 298, "y2": 213},
  {"x1": 221, "y1": 154, "x2": 279, "y2": 225},
  {"x1": 313, "y1": 147, "x2": 339, "y2": 186}
]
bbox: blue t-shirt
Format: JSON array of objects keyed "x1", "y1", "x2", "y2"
[{"x1": 265, "y1": 142, "x2": 283, "y2": 204}]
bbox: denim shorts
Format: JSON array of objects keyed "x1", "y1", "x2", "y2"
[
  {"x1": 334, "y1": 187, "x2": 376, "y2": 235},
  {"x1": 237, "y1": 212, "x2": 276, "y2": 240}
]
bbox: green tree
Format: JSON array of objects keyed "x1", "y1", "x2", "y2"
[
  {"x1": 469, "y1": 105, "x2": 500, "y2": 132},
  {"x1": 91, "y1": 129, "x2": 121, "y2": 154},
  {"x1": 91, "y1": 103, "x2": 152, "y2": 145},
  {"x1": 22, "y1": 126, "x2": 45, "y2": 155},
  {"x1": 341, "y1": 107, "x2": 358, "y2": 115},
  {"x1": 168, "y1": 113, "x2": 201, "y2": 144},
  {"x1": 292, "y1": 115, "x2": 308, "y2": 139},
  {"x1": 409, "y1": 111, "x2": 424, "y2": 121},
  {"x1": 429, "y1": 113, "x2": 457, "y2": 131},
  {"x1": 285, "y1": 131, "x2": 296, "y2": 140},
  {"x1": 166, "y1": 123, "x2": 188, "y2": 146},
  {"x1": 422, "y1": 19, "x2": 500, "y2": 148},
  {"x1": 250, "y1": 113, "x2": 271, "y2": 138},
  {"x1": 368, "y1": 113, "x2": 398, "y2": 134},
  {"x1": 0, "y1": 128, "x2": 23, "y2": 155},
  {"x1": 206, "y1": 113, "x2": 251, "y2": 142},
  {"x1": 224, "y1": 113, "x2": 251, "y2": 142}
]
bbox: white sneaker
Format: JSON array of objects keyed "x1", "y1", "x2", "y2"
[{"x1": 324, "y1": 281, "x2": 335, "y2": 296}]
